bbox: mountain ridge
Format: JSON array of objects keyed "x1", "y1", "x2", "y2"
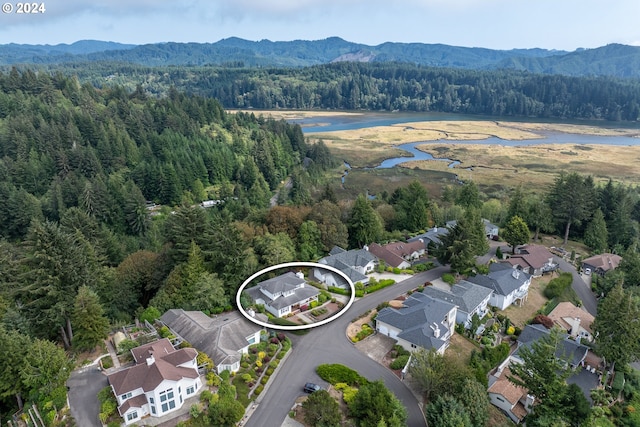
[{"x1": 1, "y1": 37, "x2": 640, "y2": 78}]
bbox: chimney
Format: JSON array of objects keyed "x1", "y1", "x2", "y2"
[
  {"x1": 524, "y1": 394, "x2": 535, "y2": 411},
  {"x1": 295, "y1": 271, "x2": 304, "y2": 279},
  {"x1": 430, "y1": 322, "x2": 441, "y2": 338},
  {"x1": 570, "y1": 317, "x2": 581, "y2": 337},
  {"x1": 146, "y1": 354, "x2": 155, "y2": 366},
  {"x1": 247, "y1": 308, "x2": 256, "y2": 318},
  {"x1": 512, "y1": 269, "x2": 520, "y2": 279}
]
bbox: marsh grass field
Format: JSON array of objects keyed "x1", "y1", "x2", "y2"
[{"x1": 306, "y1": 118, "x2": 640, "y2": 197}]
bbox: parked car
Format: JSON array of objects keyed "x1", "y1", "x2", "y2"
[{"x1": 303, "y1": 382, "x2": 321, "y2": 393}]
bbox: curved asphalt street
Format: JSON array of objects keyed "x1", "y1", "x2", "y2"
[{"x1": 245, "y1": 266, "x2": 448, "y2": 427}]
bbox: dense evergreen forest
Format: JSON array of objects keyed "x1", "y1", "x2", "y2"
[{"x1": 38, "y1": 61, "x2": 640, "y2": 122}]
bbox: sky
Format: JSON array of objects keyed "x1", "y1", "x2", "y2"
[{"x1": 0, "y1": 0, "x2": 639, "y2": 51}]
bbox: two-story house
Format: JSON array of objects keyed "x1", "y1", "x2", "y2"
[
  {"x1": 375, "y1": 292, "x2": 457, "y2": 354},
  {"x1": 106, "y1": 338, "x2": 202, "y2": 425},
  {"x1": 245, "y1": 271, "x2": 319, "y2": 318},
  {"x1": 421, "y1": 280, "x2": 493, "y2": 328},
  {"x1": 466, "y1": 263, "x2": 532, "y2": 310}
]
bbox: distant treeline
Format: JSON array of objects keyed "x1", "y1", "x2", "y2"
[{"x1": 43, "y1": 61, "x2": 640, "y2": 122}]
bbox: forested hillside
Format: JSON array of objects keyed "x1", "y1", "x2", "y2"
[
  {"x1": 43, "y1": 61, "x2": 640, "y2": 122},
  {"x1": 5, "y1": 37, "x2": 640, "y2": 79},
  {"x1": 0, "y1": 69, "x2": 340, "y2": 420}
]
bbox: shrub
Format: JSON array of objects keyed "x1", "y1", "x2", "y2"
[
  {"x1": 392, "y1": 267, "x2": 402, "y2": 274},
  {"x1": 442, "y1": 273, "x2": 456, "y2": 285},
  {"x1": 254, "y1": 385, "x2": 264, "y2": 395},
  {"x1": 335, "y1": 382, "x2": 359, "y2": 404},
  {"x1": 531, "y1": 314, "x2": 554, "y2": 329},
  {"x1": 261, "y1": 376, "x2": 269, "y2": 385},
  {"x1": 544, "y1": 272, "x2": 573, "y2": 299},
  {"x1": 506, "y1": 325, "x2": 515, "y2": 335},
  {"x1": 390, "y1": 355, "x2": 410, "y2": 370},
  {"x1": 393, "y1": 345, "x2": 410, "y2": 357},
  {"x1": 316, "y1": 364, "x2": 367, "y2": 386},
  {"x1": 101, "y1": 356, "x2": 113, "y2": 369}
]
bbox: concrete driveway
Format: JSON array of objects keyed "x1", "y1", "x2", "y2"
[{"x1": 67, "y1": 366, "x2": 107, "y2": 427}]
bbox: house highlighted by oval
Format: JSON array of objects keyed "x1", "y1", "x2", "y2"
[{"x1": 236, "y1": 262, "x2": 355, "y2": 331}]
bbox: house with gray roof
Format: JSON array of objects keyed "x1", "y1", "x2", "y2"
[
  {"x1": 245, "y1": 271, "x2": 319, "y2": 317},
  {"x1": 107, "y1": 338, "x2": 202, "y2": 425},
  {"x1": 446, "y1": 218, "x2": 499, "y2": 239},
  {"x1": 160, "y1": 309, "x2": 262, "y2": 374},
  {"x1": 314, "y1": 246, "x2": 377, "y2": 288},
  {"x1": 375, "y1": 292, "x2": 457, "y2": 354},
  {"x1": 408, "y1": 226, "x2": 450, "y2": 248},
  {"x1": 466, "y1": 263, "x2": 532, "y2": 310},
  {"x1": 514, "y1": 324, "x2": 589, "y2": 368},
  {"x1": 421, "y1": 280, "x2": 493, "y2": 328}
]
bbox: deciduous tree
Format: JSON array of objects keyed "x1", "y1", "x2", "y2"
[{"x1": 501, "y1": 215, "x2": 530, "y2": 253}]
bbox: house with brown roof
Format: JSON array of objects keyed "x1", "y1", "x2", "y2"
[
  {"x1": 367, "y1": 240, "x2": 425, "y2": 269},
  {"x1": 505, "y1": 244, "x2": 558, "y2": 277},
  {"x1": 488, "y1": 367, "x2": 533, "y2": 424},
  {"x1": 582, "y1": 253, "x2": 622, "y2": 277},
  {"x1": 107, "y1": 338, "x2": 202, "y2": 425},
  {"x1": 548, "y1": 302, "x2": 595, "y2": 343}
]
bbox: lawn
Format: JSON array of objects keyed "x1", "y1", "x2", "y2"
[
  {"x1": 446, "y1": 332, "x2": 480, "y2": 365},
  {"x1": 498, "y1": 274, "x2": 552, "y2": 328}
]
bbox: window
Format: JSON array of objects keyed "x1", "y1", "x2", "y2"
[
  {"x1": 126, "y1": 411, "x2": 138, "y2": 422},
  {"x1": 159, "y1": 389, "x2": 176, "y2": 413},
  {"x1": 186, "y1": 385, "x2": 195, "y2": 395},
  {"x1": 120, "y1": 392, "x2": 132, "y2": 401},
  {"x1": 247, "y1": 336, "x2": 256, "y2": 345},
  {"x1": 497, "y1": 397, "x2": 505, "y2": 402},
  {"x1": 151, "y1": 406, "x2": 156, "y2": 415},
  {"x1": 149, "y1": 397, "x2": 154, "y2": 404}
]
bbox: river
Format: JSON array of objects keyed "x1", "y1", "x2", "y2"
[{"x1": 293, "y1": 111, "x2": 640, "y2": 169}]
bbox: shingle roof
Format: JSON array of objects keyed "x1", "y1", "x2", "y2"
[
  {"x1": 257, "y1": 271, "x2": 306, "y2": 295},
  {"x1": 376, "y1": 292, "x2": 455, "y2": 352},
  {"x1": 160, "y1": 309, "x2": 262, "y2": 369},
  {"x1": 408, "y1": 227, "x2": 449, "y2": 246},
  {"x1": 421, "y1": 281, "x2": 492, "y2": 314},
  {"x1": 488, "y1": 367, "x2": 526, "y2": 406},
  {"x1": 107, "y1": 339, "x2": 198, "y2": 396},
  {"x1": 582, "y1": 253, "x2": 622, "y2": 272},
  {"x1": 516, "y1": 324, "x2": 588, "y2": 367},
  {"x1": 466, "y1": 264, "x2": 530, "y2": 297},
  {"x1": 321, "y1": 247, "x2": 376, "y2": 269},
  {"x1": 548, "y1": 302, "x2": 594, "y2": 335},
  {"x1": 509, "y1": 245, "x2": 554, "y2": 270},
  {"x1": 367, "y1": 243, "x2": 407, "y2": 268},
  {"x1": 118, "y1": 394, "x2": 148, "y2": 416},
  {"x1": 320, "y1": 258, "x2": 368, "y2": 284}
]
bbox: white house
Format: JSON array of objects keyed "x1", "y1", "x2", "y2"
[
  {"x1": 314, "y1": 246, "x2": 377, "y2": 288},
  {"x1": 160, "y1": 309, "x2": 263, "y2": 374},
  {"x1": 245, "y1": 271, "x2": 319, "y2": 318},
  {"x1": 107, "y1": 338, "x2": 202, "y2": 425},
  {"x1": 375, "y1": 292, "x2": 457, "y2": 354},
  {"x1": 488, "y1": 367, "x2": 533, "y2": 424},
  {"x1": 466, "y1": 263, "x2": 532, "y2": 310},
  {"x1": 421, "y1": 280, "x2": 493, "y2": 328}
]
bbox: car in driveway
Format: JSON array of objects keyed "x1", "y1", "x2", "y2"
[{"x1": 303, "y1": 382, "x2": 321, "y2": 393}]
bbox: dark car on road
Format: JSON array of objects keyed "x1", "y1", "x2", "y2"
[{"x1": 303, "y1": 382, "x2": 321, "y2": 393}]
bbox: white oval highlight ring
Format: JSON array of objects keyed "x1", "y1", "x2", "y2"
[{"x1": 236, "y1": 261, "x2": 355, "y2": 331}]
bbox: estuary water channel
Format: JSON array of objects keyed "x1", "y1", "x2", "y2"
[{"x1": 293, "y1": 111, "x2": 640, "y2": 171}]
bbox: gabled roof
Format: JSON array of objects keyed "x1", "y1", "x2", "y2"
[
  {"x1": 108, "y1": 338, "x2": 198, "y2": 396},
  {"x1": 322, "y1": 246, "x2": 376, "y2": 269},
  {"x1": 466, "y1": 263, "x2": 531, "y2": 297},
  {"x1": 376, "y1": 292, "x2": 455, "y2": 351},
  {"x1": 548, "y1": 302, "x2": 594, "y2": 335},
  {"x1": 488, "y1": 367, "x2": 527, "y2": 406},
  {"x1": 516, "y1": 324, "x2": 589, "y2": 367},
  {"x1": 509, "y1": 245, "x2": 554, "y2": 270},
  {"x1": 582, "y1": 253, "x2": 622, "y2": 272},
  {"x1": 408, "y1": 227, "x2": 449, "y2": 246},
  {"x1": 118, "y1": 394, "x2": 148, "y2": 416},
  {"x1": 367, "y1": 243, "x2": 407, "y2": 268},
  {"x1": 160, "y1": 309, "x2": 262, "y2": 369},
  {"x1": 257, "y1": 271, "x2": 306, "y2": 295},
  {"x1": 421, "y1": 281, "x2": 493, "y2": 314},
  {"x1": 320, "y1": 257, "x2": 368, "y2": 283}
]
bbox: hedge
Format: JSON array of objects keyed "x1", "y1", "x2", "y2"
[
  {"x1": 390, "y1": 355, "x2": 410, "y2": 370},
  {"x1": 316, "y1": 364, "x2": 368, "y2": 386}
]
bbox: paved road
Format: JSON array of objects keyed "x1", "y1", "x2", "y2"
[
  {"x1": 245, "y1": 266, "x2": 448, "y2": 427},
  {"x1": 553, "y1": 256, "x2": 598, "y2": 316},
  {"x1": 67, "y1": 366, "x2": 108, "y2": 427}
]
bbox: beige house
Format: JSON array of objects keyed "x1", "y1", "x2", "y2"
[{"x1": 548, "y1": 302, "x2": 595, "y2": 343}]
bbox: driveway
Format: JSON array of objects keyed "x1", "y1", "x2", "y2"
[
  {"x1": 554, "y1": 256, "x2": 598, "y2": 316},
  {"x1": 67, "y1": 366, "x2": 107, "y2": 427}
]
